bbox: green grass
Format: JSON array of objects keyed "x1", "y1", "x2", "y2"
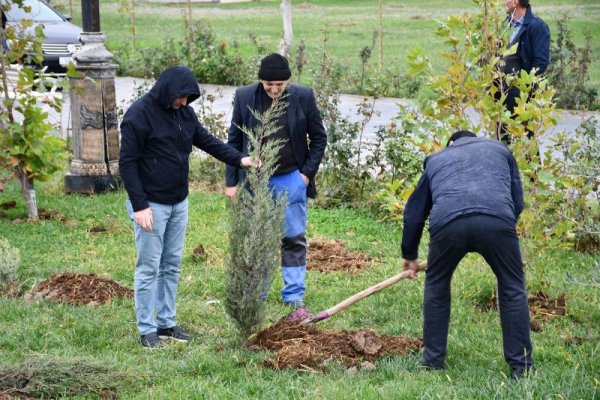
[
  {"x1": 49, "y1": 0, "x2": 600, "y2": 89},
  {"x1": 1, "y1": 178, "x2": 599, "y2": 399}
]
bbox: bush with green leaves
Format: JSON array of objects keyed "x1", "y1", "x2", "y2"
[
  {"x1": 524, "y1": 117, "x2": 600, "y2": 250},
  {"x1": 546, "y1": 13, "x2": 598, "y2": 111},
  {"x1": 112, "y1": 21, "x2": 256, "y2": 85},
  {"x1": 189, "y1": 89, "x2": 229, "y2": 191},
  {"x1": 224, "y1": 98, "x2": 287, "y2": 343},
  {"x1": 0, "y1": 238, "x2": 19, "y2": 289}
]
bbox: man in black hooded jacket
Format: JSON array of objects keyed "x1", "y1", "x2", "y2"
[{"x1": 120, "y1": 66, "x2": 253, "y2": 348}]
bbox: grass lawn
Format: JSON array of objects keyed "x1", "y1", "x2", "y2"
[
  {"x1": 49, "y1": 0, "x2": 600, "y2": 89},
  {"x1": 1, "y1": 178, "x2": 598, "y2": 399}
]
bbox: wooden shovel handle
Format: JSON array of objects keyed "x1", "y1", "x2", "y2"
[{"x1": 302, "y1": 260, "x2": 427, "y2": 325}]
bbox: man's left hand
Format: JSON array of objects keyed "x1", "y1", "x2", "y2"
[
  {"x1": 403, "y1": 259, "x2": 419, "y2": 279},
  {"x1": 300, "y1": 173, "x2": 309, "y2": 186},
  {"x1": 240, "y1": 157, "x2": 256, "y2": 168}
]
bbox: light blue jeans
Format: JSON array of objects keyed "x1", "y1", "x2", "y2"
[
  {"x1": 126, "y1": 198, "x2": 188, "y2": 335},
  {"x1": 269, "y1": 170, "x2": 308, "y2": 303}
]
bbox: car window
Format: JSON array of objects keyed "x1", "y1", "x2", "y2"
[{"x1": 5, "y1": 0, "x2": 64, "y2": 23}]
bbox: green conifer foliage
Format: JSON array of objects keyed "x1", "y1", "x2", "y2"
[{"x1": 225, "y1": 98, "x2": 288, "y2": 343}]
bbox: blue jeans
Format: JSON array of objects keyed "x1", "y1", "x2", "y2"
[
  {"x1": 269, "y1": 170, "x2": 308, "y2": 303},
  {"x1": 423, "y1": 214, "x2": 533, "y2": 371},
  {"x1": 126, "y1": 198, "x2": 188, "y2": 335}
]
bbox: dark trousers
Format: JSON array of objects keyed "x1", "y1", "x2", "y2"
[
  {"x1": 497, "y1": 86, "x2": 535, "y2": 144},
  {"x1": 423, "y1": 214, "x2": 533, "y2": 372}
]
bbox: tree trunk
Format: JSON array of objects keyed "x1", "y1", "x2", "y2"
[
  {"x1": 187, "y1": 0, "x2": 193, "y2": 25},
  {"x1": 279, "y1": 0, "x2": 293, "y2": 58},
  {"x1": 378, "y1": 0, "x2": 383, "y2": 72},
  {"x1": 131, "y1": 0, "x2": 137, "y2": 49},
  {"x1": 15, "y1": 163, "x2": 38, "y2": 220}
]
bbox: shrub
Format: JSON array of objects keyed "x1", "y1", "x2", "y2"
[
  {"x1": 113, "y1": 21, "x2": 257, "y2": 85},
  {"x1": 546, "y1": 13, "x2": 599, "y2": 111}
]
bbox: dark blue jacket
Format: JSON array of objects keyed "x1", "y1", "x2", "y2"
[
  {"x1": 401, "y1": 137, "x2": 524, "y2": 260},
  {"x1": 225, "y1": 82, "x2": 327, "y2": 198},
  {"x1": 119, "y1": 66, "x2": 244, "y2": 211},
  {"x1": 510, "y1": 5, "x2": 550, "y2": 74}
]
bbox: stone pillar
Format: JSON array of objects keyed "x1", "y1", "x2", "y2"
[{"x1": 64, "y1": 32, "x2": 119, "y2": 194}]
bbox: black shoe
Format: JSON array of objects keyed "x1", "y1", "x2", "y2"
[
  {"x1": 421, "y1": 359, "x2": 445, "y2": 370},
  {"x1": 157, "y1": 326, "x2": 192, "y2": 342},
  {"x1": 510, "y1": 367, "x2": 535, "y2": 379},
  {"x1": 140, "y1": 332, "x2": 162, "y2": 348},
  {"x1": 421, "y1": 362, "x2": 446, "y2": 371}
]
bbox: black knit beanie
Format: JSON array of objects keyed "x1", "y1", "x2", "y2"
[
  {"x1": 258, "y1": 53, "x2": 292, "y2": 81},
  {"x1": 446, "y1": 130, "x2": 477, "y2": 147}
]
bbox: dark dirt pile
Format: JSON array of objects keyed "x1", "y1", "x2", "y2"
[
  {"x1": 30, "y1": 273, "x2": 133, "y2": 306},
  {"x1": 251, "y1": 318, "x2": 422, "y2": 370},
  {"x1": 191, "y1": 244, "x2": 206, "y2": 259},
  {"x1": 480, "y1": 290, "x2": 566, "y2": 331},
  {"x1": 307, "y1": 238, "x2": 373, "y2": 273}
]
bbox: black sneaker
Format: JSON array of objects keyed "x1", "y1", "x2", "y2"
[
  {"x1": 157, "y1": 326, "x2": 192, "y2": 342},
  {"x1": 140, "y1": 332, "x2": 162, "y2": 348},
  {"x1": 510, "y1": 367, "x2": 535, "y2": 379}
]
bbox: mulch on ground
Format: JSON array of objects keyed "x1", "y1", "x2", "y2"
[
  {"x1": 307, "y1": 238, "x2": 373, "y2": 273},
  {"x1": 479, "y1": 290, "x2": 566, "y2": 332},
  {"x1": 0, "y1": 392, "x2": 38, "y2": 400},
  {"x1": 29, "y1": 273, "x2": 133, "y2": 306},
  {"x1": 191, "y1": 244, "x2": 206, "y2": 259},
  {"x1": 250, "y1": 318, "x2": 422, "y2": 371}
]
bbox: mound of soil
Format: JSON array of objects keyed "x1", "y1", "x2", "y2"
[
  {"x1": 251, "y1": 318, "x2": 422, "y2": 370},
  {"x1": 37, "y1": 209, "x2": 64, "y2": 221},
  {"x1": 479, "y1": 290, "x2": 566, "y2": 332},
  {"x1": 89, "y1": 226, "x2": 107, "y2": 233},
  {"x1": 307, "y1": 238, "x2": 373, "y2": 273},
  {"x1": 191, "y1": 244, "x2": 206, "y2": 259},
  {"x1": 30, "y1": 273, "x2": 133, "y2": 306}
]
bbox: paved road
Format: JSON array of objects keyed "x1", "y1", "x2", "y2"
[{"x1": 53, "y1": 76, "x2": 599, "y2": 156}]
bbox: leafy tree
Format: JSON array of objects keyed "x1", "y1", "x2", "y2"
[
  {"x1": 0, "y1": 0, "x2": 68, "y2": 220},
  {"x1": 374, "y1": 0, "x2": 597, "y2": 248},
  {"x1": 224, "y1": 98, "x2": 287, "y2": 343}
]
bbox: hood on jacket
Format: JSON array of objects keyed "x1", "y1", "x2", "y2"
[{"x1": 149, "y1": 66, "x2": 201, "y2": 109}]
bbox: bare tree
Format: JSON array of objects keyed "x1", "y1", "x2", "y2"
[
  {"x1": 378, "y1": 0, "x2": 383, "y2": 71},
  {"x1": 186, "y1": 0, "x2": 193, "y2": 25},
  {"x1": 279, "y1": 0, "x2": 292, "y2": 58}
]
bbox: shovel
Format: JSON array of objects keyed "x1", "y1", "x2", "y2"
[{"x1": 300, "y1": 260, "x2": 427, "y2": 325}]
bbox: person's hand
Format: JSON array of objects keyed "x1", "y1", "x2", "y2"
[
  {"x1": 134, "y1": 207, "x2": 153, "y2": 232},
  {"x1": 241, "y1": 156, "x2": 260, "y2": 169},
  {"x1": 403, "y1": 259, "x2": 419, "y2": 279},
  {"x1": 225, "y1": 186, "x2": 237, "y2": 200},
  {"x1": 300, "y1": 173, "x2": 310, "y2": 186}
]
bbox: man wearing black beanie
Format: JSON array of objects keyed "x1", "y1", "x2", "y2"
[{"x1": 225, "y1": 53, "x2": 327, "y2": 320}]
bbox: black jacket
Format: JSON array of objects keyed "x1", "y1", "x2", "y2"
[
  {"x1": 508, "y1": 5, "x2": 550, "y2": 74},
  {"x1": 225, "y1": 82, "x2": 327, "y2": 198},
  {"x1": 401, "y1": 137, "x2": 524, "y2": 260},
  {"x1": 119, "y1": 66, "x2": 244, "y2": 211}
]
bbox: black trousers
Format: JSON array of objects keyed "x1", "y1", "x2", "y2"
[
  {"x1": 497, "y1": 86, "x2": 535, "y2": 144},
  {"x1": 423, "y1": 214, "x2": 533, "y2": 372}
]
